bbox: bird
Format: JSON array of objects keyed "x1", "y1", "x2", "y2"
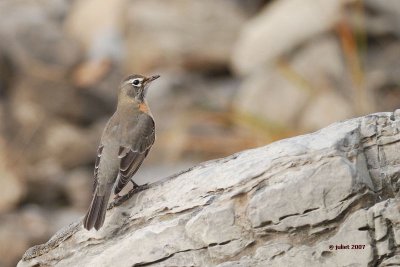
[{"x1": 83, "y1": 74, "x2": 159, "y2": 231}]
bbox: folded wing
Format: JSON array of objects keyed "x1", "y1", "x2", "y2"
[{"x1": 114, "y1": 114, "x2": 155, "y2": 194}]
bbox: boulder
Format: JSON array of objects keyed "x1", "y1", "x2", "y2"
[
  {"x1": 64, "y1": 0, "x2": 126, "y2": 62},
  {"x1": 299, "y1": 90, "x2": 353, "y2": 131},
  {"x1": 125, "y1": 0, "x2": 247, "y2": 72},
  {"x1": 231, "y1": 0, "x2": 345, "y2": 75},
  {"x1": 233, "y1": 68, "x2": 310, "y2": 128},
  {"x1": 233, "y1": 36, "x2": 350, "y2": 130},
  {"x1": 0, "y1": 0, "x2": 79, "y2": 75},
  {"x1": 18, "y1": 110, "x2": 400, "y2": 266}
]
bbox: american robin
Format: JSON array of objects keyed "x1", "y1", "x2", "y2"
[{"x1": 83, "y1": 74, "x2": 159, "y2": 230}]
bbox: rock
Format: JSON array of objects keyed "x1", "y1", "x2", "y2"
[
  {"x1": 65, "y1": 0, "x2": 126, "y2": 62},
  {"x1": 133, "y1": 162, "x2": 197, "y2": 186},
  {"x1": 10, "y1": 78, "x2": 112, "y2": 126},
  {"x1": 290, "y1": 36, "x2": 347, "y2": 90},
  {"x1": 43, "y1": 121, "x2": 97, "y2": 168},
  {"x1": 0, "y1": 0, "x2": 80, "y2": 76},
  {"x1": 0, "y1": 166, "x2": 24, "y2": 213},
  {"x1": 218, "y1": 210, "x2": 373, "y2": 266},
  {"x1": 293, "y1": 37, "x2": 354, "y2": 129},
  {"x1": 0, "y1": 139, "x2": 25, "y2": 213},
  {"x1": 64, "y1": 168, "x2": 93, "y2": 210},
  {"x1": 233, "y1": 35, "x2": 351, "y2": 131},
  {"x1": 233, "y1": 68, "x2": 309, "y2": 128},
  {"x1": 10, "y1": 118, "x2": 102, "y2": 207},
  {"x1": 231, "y1": 0, "x2": 346, "y2": 75},
  {"x1": 364, "y1": 0, "x2": 400, "y2": 37},
  {"x1": 299, "y1": 90, "x2": 353, "y2": 131},
  {"x1": 65, "y1": 0, "x2": 126, "y2": 87},
  {"x1": 125, "y1": 0, "x2": 247, "y2": 72},
  {"x1": 17, "y1": 111, "x2": 400, "y2": 266},
  {"x1": 185, "y1": 204, "x2": 243, "y2": 245},
  {"x1": 366, "y1": 43, "x2": 400, "y2": 112},
  {"x1": 143, "y1": 71, "x2": 253, "y2": 162}
]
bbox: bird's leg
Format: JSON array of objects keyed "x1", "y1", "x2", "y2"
[
  {"x1": 130, "y1": 180, "x2": 139, "y2": 188},
  {"x1": 111, "y1": 180, "x2": 138, "y2": 203},
  {"x1": 108, "y1": 182, "x2": 150, "y2": 209}
]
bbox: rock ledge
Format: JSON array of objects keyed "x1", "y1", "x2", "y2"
[{"x1": 18, "y1": 111, "x2": 400, "y2": 267}]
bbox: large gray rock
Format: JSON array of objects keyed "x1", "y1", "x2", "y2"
[
  {"x1": 18, "y1": 111, "x2": 400, "y2": 266},
  {"x1": 0, "y1": 0, "x2": 79, "y2": 74},
  {"x1": 64, "y1": 0, "x2": 126, "y2": 62},
  {"x1": 125, "y1": 0, "x2": 247, "y2": 72},
  {"x1": 231, "y1": 0, "x2": 345, "y2": 75},
  {"x1": 233, "y1": 36, "x2": 352, "y2": 130}
]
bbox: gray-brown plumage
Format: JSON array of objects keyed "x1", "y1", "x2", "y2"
[{"x1": 83, "y1": 74, "x2": 159, "y2": 231}]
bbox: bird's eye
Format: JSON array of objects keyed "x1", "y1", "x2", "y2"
[{"x1": 132, "y1": 79, "x2": 140, "y2": 86}]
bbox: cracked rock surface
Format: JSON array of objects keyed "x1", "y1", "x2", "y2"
[{"x1": 18, "y1": 111, "x2": 400, "y2": 266}]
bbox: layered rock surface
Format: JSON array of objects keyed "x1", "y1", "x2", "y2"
[{"x1": 18, "y1": 111, "x2": 400, "y2": 266}]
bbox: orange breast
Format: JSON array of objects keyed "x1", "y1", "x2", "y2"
[{"x1": 138, "y1": 103, "x2": 149, "y2": 113}]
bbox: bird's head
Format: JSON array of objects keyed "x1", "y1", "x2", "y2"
[{"x1": 119, "y1": 74, "x2": 160, "y2": 102}]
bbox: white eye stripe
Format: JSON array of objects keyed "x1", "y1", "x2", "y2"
[
  {"x1": 130, "y1": 78, "x2": 143, "y2": 83},
  {"x1": 129, "y1": 78, "x2": 143, "y2": 87}
]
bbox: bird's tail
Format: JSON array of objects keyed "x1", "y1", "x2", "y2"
[{"x1": 83, "y1": 185, "x2": 113, "y2": 230}]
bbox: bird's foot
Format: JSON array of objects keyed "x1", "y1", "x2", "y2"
[
  {"x1": 130, "y1": 180, "x2": 139, "y2": 188},
  {"x1": 108, "y1": 183, "x2": 150, "y2": 210}
]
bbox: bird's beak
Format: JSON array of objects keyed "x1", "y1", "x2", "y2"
[{"x1": 147, "y1": 75, "x2": 160, "y2": 83}]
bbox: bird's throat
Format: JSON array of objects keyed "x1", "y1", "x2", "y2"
[{"x1": 138, "y1": 102, "x2": 150, "y2": 113}]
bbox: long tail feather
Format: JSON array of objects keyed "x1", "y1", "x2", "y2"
[{"x1": 83, "y1": 186, "x2": 112, "y2": 230}]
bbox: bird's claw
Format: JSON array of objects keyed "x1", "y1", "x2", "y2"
[{"x1": 108, "y1": 183, "x2": 150, "y2": 210}]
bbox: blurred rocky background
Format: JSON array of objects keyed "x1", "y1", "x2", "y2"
[{"x1": 0, "y1": 0, "x2": 399, "y2": 266}]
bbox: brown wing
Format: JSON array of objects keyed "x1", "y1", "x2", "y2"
[{"x1": 114, "y1": 114, "x2": 155, "y2": 194}]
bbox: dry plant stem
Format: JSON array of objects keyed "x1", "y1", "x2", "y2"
[{"x1": 336, "y1": 16, "x2": 367, "y2": 115}]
